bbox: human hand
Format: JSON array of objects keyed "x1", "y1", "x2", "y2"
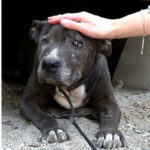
[{"x1": 48, "y1": 12, "x2": 117, "y2": 39}]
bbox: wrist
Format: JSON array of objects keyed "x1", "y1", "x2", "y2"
[
  {"x1": 104, "y1": 19, "x2": 121, "y2": 39},
  {"x1": 107, "y1": 17, "x2": 139, "y2": 39}
]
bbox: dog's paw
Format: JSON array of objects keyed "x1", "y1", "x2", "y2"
[
  {"x1": 48, "y1": 129, "x2": 68, "y2": 143},
  {"x1": 41, "y1": 129, "x2": 68, "y2": 143},
  {"x1": 96, "y1": 130, "x2": 127, "y2": 149}
]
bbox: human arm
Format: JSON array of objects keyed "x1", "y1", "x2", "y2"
[
  {"x1": 112, "y1": 9, "x2": 150, "y2": 39},
  {"x1": 48, "y1": 9, "x2": 150, "y2": 39}
]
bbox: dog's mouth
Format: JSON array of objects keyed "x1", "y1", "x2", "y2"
[
  {"x1": 38, "y1": 65, "x2": 82, "y2": 89},
  {"x1": 38, "y1": 74, "x2": 74, "y2": 90},
  {"x1": 37, "y1": 56, "x2": 97, "y2": 91},
  {"x1": 44, "y1": 77, "x2": 79, "y2": 91},
  {"x1": 38, "y1": 63, "x2": 95, "y2": 91}
]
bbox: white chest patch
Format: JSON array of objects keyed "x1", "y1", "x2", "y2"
[{"x1": 54, "y1": 85, "x2": 87, "y2": 109}]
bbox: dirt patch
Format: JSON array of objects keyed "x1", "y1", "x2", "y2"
[{"x1": 2, "y1": 82, "x2": 150, "y2": 150}]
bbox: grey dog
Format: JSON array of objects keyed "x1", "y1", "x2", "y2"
[{"x1": 20, "y1": 20, "x2": 126, "y2": 149}]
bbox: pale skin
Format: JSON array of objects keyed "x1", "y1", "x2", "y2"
[{"x1": 48, "y1": 9, "x2": 150, "y2": 39}]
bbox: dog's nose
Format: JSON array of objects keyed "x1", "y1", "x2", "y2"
[{"x1": 42, "y1": 59, "x2": 61, "y2": 72}]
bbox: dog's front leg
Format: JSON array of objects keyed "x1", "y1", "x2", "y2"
[
  {"x1": 91, "y1": 57, "x2": 126, "y2": 149},
  {"x1": 96, "y1": 98, "x2": 125, "y2": 149},
  {"x1": 20, "y1": 95, "x2": 68, "y2": 143}
]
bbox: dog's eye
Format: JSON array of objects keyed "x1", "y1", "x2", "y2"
[
  {"x1": 41, "y1": 39, "x2": 48, "y2": 45},
  {"x1": 72, "y1": 40, "x2": 82, "y2": 48}
]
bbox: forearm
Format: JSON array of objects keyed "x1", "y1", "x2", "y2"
[{"x1": 108, "y1": 9, "x2": 150, "y2": 39}]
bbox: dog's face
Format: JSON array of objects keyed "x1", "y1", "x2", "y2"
[{"x1": 30, "y1": 20, "x2": 112, "y2": 88}]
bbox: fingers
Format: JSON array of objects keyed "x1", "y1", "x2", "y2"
[
  {"x1": 47, "y1": 12, "x2": 101, "y2": 39},
  {"x1": 60, "y1": 19, "x2": 84, "y2": 31},
  {"x1": 48, "y1": 13, "x2": 82, "y2": 24}
]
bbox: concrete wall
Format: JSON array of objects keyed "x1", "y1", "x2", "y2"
[{"x1": 113, "y1": 36, "x2": 150, "y2": 91}]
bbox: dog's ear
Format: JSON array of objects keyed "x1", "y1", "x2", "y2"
[
  {"x1": 29, "y1": 20, "x2": 46, "y2": 43},
  {"x1": 96, "y1": 39, "x2": 112, "y2": 57}
]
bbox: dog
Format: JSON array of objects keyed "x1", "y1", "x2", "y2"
[{"x1": 20, "y1": 20, "x2": 126, "y2": 149}]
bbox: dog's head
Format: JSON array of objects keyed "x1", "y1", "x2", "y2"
[{"x1": 30, "y1": 20, "x2": 112, "y2": 88}]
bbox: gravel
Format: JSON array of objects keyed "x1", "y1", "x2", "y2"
[{"x1": 2, "y1": 82, "x2": 150, "y2": 150}]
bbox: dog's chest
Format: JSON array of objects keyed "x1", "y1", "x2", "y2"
[{"x1": 54, "y1": 85, "x2": 87, "y2": 109}]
